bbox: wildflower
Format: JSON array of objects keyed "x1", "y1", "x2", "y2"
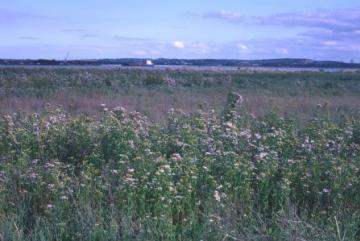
[
  {"x1": 259, "y1": 152, "x2": 268, "y2": 159},
  {"x1": 171, "y1": 153, "x2": 182, "y2": 161},
  {"x1": 224, "y1": 121, "x2": 236, "y2": 130},
  {"x1": 287, "y1": 159, "x2": 295, "y2": 164},
  {"x1": 60, "y1": 195, "x2": 68, "y2": 200},
  {"x1": 214, "y1": 190, "x2": 221, "y2": 202},
  {"x1": 31, "y1": 159, "x2": 39, "y2": 165},
  {"x1": 45, "y1": 162, "x2": 55, "y2": 168},
  {"x1": 47, "y1": 204, "x2": 55, "y2": 209},
  {"x1": 163, "y1": 165, "x2": 171, "y2": 171},
  {"x1": 19, "y1": 189, "x2": 28, "y2": 194},
  {"x1": 239, "y1": 129, "x2": 251, "y2": 139},
  {"x1": 255, "y1": 133, "x2": 262, "y2": 140},
  {"x1": 322, "y1": 188, "x2": 331, "y2": 194},
  {"x1": 113, "y1": 106, "x2": 126, "y2": 112}
]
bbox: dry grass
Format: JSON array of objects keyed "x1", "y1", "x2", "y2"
[
  {"x1": 1, "y1": 67, "x2": 359, "y2": 121},
  {"x1": 1, "y1": 88, "x2": 359, "y2": 122}
]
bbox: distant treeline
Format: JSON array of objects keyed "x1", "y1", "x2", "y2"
[{"x1": 1, "y1": 58, "x2": 360, "y2": 68}]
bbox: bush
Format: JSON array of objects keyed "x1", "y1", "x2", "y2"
[{"x1": 0, "y1": 103, "x2": 359, "y2": 240}]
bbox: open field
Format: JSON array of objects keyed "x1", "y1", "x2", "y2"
[
  {"x1": 0, "y1": 67, "x2": 359, "y2": 121},
  {"x1": 0, "y1": 67, "x2": 360, "y2": 240}
]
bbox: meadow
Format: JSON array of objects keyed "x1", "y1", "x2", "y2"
[
  {"x1": 0, "y1": 67, "x2": 360, "y2": 240},
  {"x1": 1, "y1": 67, "x2": 359, "y2": 121}
]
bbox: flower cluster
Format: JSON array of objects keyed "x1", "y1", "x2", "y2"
[{"x1": 0, "y1": 102, "x2": 359, "y2": 240}]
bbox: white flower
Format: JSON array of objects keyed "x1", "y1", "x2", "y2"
[
  {"x1": 60, "y1": 196, "x2": 68, "y2": 200},
  {"x1": 259, "y1": 152, "x2": 268, "y2": 159},
  {"x1": 255, "y1": 133, "x2": 262, "y2": 139},
  {"x1": 171, "y1": 153, "x2": 182, "y2": 161},
  {"x1": 163, "y1": 165, "x2": 171, "y2": 170},
  {"x1": 224, "y1": 121, "x2": 236, "y2": 130},
  {"x1": 214, "y1": 190, "x2": 221, "y2": 202},
  {"x1": 47, "y1": 204, "x2": 55, "y2": 209},
  {"x1": 322, "y1": 188, "x2": 331, "y2": 193}
]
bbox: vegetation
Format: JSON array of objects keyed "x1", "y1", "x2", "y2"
[
  {"x1": 0, "y1": 68, "x2": 359, "y2": 121},
  {"x1": 0, "y1": 67, "x2": 359, "y2": 240},
  {"x1": 1, "y1": 58, "x2": 360, "y2": 68},
  {"x1": 0, "y1": 95, "x2": 360, "y2": 240}
]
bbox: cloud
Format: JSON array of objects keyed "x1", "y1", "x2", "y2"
[
  {"x1": 255, "y1": 7, "x2": 360, "y2": 55},
  {"x1": 275, "y1": 48, "x2": 288, "y2": 55},
  {"x1": 79, "y1": 32, "x2": 150, "y2": 42},
  {"x1": 3, "y1": 37, "x2": 360, "y2": 61},
  {"x1": 190, "y1": 43, "x2": 209, "y2": 54},
  {"x1": 200, "y1": 7, "x2": 360, "y2": 60},
  {"x1": 61, "y1": 29, "x2": 87, "y2": 33},
  {"x1": 237, "y1": 43, "x2": 248, "y2": 50},
  {"x1": 19, "y1": 36, "x2": 39, "y2": 40},
  {"x1": 173, "y1": 41, "x2": 185, "y2": 49},
  {"x1": 255, "y1": 7, "x2": 360, "y2": 33},
  {"x1": 113, "y1": 35, "x2": 150, "y2": 42},
  {"x1": 0, "y1": 8, "x2": 47, "y2": 25},
  {"x1": 203, "y1": 10, "x2": 243, "y2": 22},
  {"x1": 82, "y1": 33, "x2": 100, "y2": 38},
  {"x1": 300, "y1": 29, "x2": 360, "y2": 41}
]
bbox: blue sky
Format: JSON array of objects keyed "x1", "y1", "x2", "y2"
[{"x1": 1, "y1": 0, "x2": 360, "y2": 61}]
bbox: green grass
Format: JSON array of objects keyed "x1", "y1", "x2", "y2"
[
  {"x1": 1, "y1": 68, "x2": 360, "y2": 96},
  {"x1": 0, "y1": 95, "x2": 359, "y2": 240}
]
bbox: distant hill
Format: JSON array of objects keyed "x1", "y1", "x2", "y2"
[{"x1": 0, "y1": 58, "x2": 359, "y2": 68}]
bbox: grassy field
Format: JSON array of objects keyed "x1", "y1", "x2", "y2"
[
  {"x1": 0, "y1": 67, "x2": 360, "y2": 240},
  {"x1": 0, "y1": 67, "x2": 359, "y2": 121}
]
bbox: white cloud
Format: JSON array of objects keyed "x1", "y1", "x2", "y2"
[
  {"x1": 173, "y1": 41, "x2": 185, "y2": 49},
  {"x1": 190, "y1": 42, "x2": 209, "y2": 53},
  {"x1": 237, "y1": 43, "x2": 248, "y2": 50},
  {"x1": 255, "y1": 7, "x2": 360, "y2": 33},
  {"x1": 323, "y1": 41, "x2": 338, "y2": 46},
  {"x1": 203, "y1": 10, "x2": 243, "y2": 22},
  {"x1": 275, "y1": 48, "x2": 288, "y2": 54}
]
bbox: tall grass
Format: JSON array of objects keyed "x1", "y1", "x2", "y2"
[
  {"x1": 0, "y1": 96, "x2": 359, "y2": 240},
  {"x1": 0, "y1": 68, "x2": 359, "y2": 121}
]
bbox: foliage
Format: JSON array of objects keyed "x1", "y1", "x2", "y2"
[{"x1": 0, "y1": 98, "x2": 359, "y2": 240}]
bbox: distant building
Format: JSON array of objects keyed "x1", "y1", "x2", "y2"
[
  {"x1": 122, "y1": 59, "x2": 155, "y2": 67},
  {"x1": 146, "y1": 60, "x2": 154, "y2": 66}
]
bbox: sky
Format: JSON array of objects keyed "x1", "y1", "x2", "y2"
[{"x1": 1, "y1": 0, "x2": 360, "y2": 61}]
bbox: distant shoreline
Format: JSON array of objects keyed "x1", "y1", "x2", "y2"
[
  {"x1": 1, "y1": 58, "x2": 360, "y2": 69},
  {"x1": 0, "y1": 64, "x2": 359, "y2": 72}
]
